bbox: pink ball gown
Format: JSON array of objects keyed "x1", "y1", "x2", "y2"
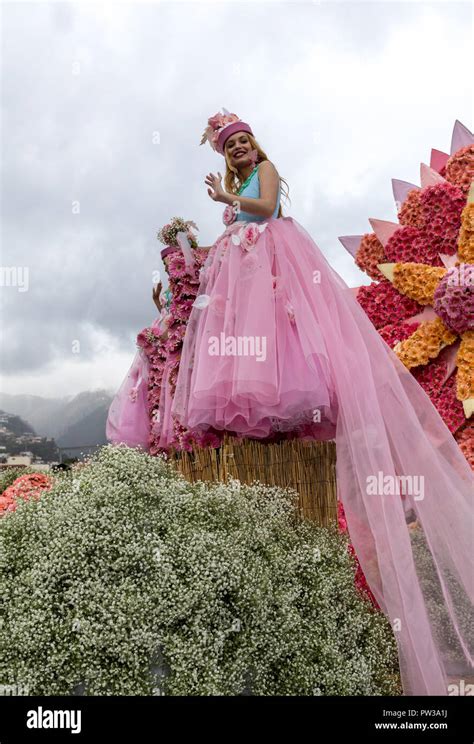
[
  {"x1": 171, "y1": 162, "x2": 473, "y2": 696},
  {"x1": 106, "y1": 289, "x2": 172, "y2": 450}
]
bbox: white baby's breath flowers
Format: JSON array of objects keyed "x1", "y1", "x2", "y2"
[{"x1": 0, "y1": 444, "x2": 401, "y2": 696}]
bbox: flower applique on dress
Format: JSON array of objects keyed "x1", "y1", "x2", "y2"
[
  {"x1": 231, "y1": 221, "x2": 268, "y2": 251},
  {"x1": 223, "y1": 204, "x2": 238, "y2": 226},
  {"x1": 192, "y1": 294, "x2": 211, "y2": 310}
]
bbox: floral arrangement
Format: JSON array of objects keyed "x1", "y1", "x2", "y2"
[
  {"x1": 156, "y1": 217, "x2": 199, "y2": 249},
  {"x1": 397, "y1": 188, "x2": 424, "y2": 229},
  {"x1": 456, "y1": 420, "x2": 474, "y2": 468},
  {"x1": 420, "y1": 182, "x2": 465, "y2": 256},
  {"x1": 458, "y1": 202, "x2": 474, "y2": 262},
  {"x1": 385, "y1": 225, "x2": 443, "y2": 266},
  {"x1": 337, "y1": 121, "x2": 474, "y2": 601},
  {"x1": 156, "y1": 247, "x2": 222, "y2": 453},
  {"x1": 356, "y1": 280, "x2": 422, "y2": 329},
  {"x1": 339, "y1": 120, "x2": 474, "y2": 458},
  {"x1": 433, "y1": 264, "x2": 474, "y2": 334},
  {"x1": 0, "y1": 472, "x2": 53, "y2": 515},
  {"x1": 354, "y1": 233, "x2": 386, "y2": 280},
  {"x1": 394, "y1": 316, "x2": 457, "y2": 368},
  {"x1": 0, "y1": 467, "x2": 34, "y2": 495},
  {"x1": 378, "y1": 320, "x2": 420, "y2": 348},
  {"x1": 444, "y1": 144, "x2": 474, "y2": 194},
  {"x1": 390, "y1": 263, "x2": 448, "y2": 305},
  {"x1": 0, "y1": 444, "x2": 401, "y2": 696}
]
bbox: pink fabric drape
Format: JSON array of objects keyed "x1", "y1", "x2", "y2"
[{"x1": 172, "y1": 215, "x2": 473, "y2": 695}]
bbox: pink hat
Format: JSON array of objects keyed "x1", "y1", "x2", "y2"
[{"x1": 200, "y1": 108, "x2": 253, "y2": 155}]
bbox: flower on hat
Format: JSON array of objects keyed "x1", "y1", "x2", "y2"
[{"x1": 200, "y1": 110, "x2": 240, "y2": 152}]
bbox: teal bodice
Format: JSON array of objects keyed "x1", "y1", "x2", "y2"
[{"x1": 234, "y1": 164, "x2": 281, "y2": 222}]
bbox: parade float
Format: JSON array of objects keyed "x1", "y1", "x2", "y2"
[
  {"x1": 1, "y1": 121, "x2": 471, "y2": 696},
  {"x1": 131, "y1": 121, "x2": 473, "y2": 533}
]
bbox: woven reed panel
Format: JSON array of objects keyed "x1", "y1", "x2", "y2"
[{"x1": 168, "y1": 434, "x2": 338, "y2": 527}]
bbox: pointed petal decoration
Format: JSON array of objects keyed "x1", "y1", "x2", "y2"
[
  {"x1": 377, "y1": 263, "x2": 396, "y2": 282},
  {"x1": 468, "y1": 181, "x2": 474, "y2": 204},
  {"x1": 420, "y1": 163, "x2": 446, "y2": 188},
  {"x1": 404, "y1": 306, "x2": 439, "y2": 324},
  {"x1": 463, "y1": 399, "x2": 474, "y2": 418},
  {"x1": 438, "y1": 253, "x2": 459, "y2": 269},
  {"x1": 450, "y1": 120, "x2": 474, "y2": 155},
  {"x1": 338, "y1": 235, "x2": 363, "y2": 258},
  {"x1": 439, "y1": 341, "x2": 461, "y2": 385},
  {"x1": 430, "y1": 148, "x2": 450, "y2": 173},
  {"x1": 369, "y1": 219, "x2": 400, "y2": 247},
  {"x1": 392, "y1": 179, "x2": 419, "y2": 207}
]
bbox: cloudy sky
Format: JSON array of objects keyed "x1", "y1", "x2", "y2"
[{"x1": 1, "y1": 0, "x2": 472, "y2": 398}]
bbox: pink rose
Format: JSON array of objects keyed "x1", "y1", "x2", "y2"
[
  {"x1": 223, "y1": 204, "x2": 237, "y2": 226},
  {"x1": 241, "y1": 223, "x2": 260, "y2": 251}
]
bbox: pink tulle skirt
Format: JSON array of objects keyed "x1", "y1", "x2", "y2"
[
  {"x1": 172, "y1": 217, "x2": 341, "y2": 440},
  {"x1": 106, "y1": 347, "x2": 150, "y2": 450},
  {"x1": 172, "y1": 215, "x2": 474, "y2": 696}
]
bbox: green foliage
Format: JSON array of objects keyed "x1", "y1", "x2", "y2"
[{"x1": 0, "y1": 445, "x2": 401, "y2": 696}]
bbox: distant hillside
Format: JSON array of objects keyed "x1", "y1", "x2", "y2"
[
  {"x1": 0, "y1": 393, "x2": 68, "y2": 437},
  {"x1": 56, "y1": 399, "x2": 110, "y2": 450},
  {"x1": 0, "y1": 410, "x2": 35, "y2": 436},
  {"x1": 0, "y1": 410, "x2": 59, "y2": 461},
  {"x1": 0, "y1": 390, "x2": 113, "y2": 450}
]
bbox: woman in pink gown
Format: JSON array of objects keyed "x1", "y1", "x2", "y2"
[{"x1": 171, "y1": 110, "x2": 473, "y2": 696}]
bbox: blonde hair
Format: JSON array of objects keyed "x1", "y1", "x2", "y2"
[{"x1": 223, "y1": 133, "x2": 290, "y2": 218}]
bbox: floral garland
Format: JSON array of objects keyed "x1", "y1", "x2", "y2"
[{"x1": 145, "y1": 243, "x2": 223, "y2": 455}]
